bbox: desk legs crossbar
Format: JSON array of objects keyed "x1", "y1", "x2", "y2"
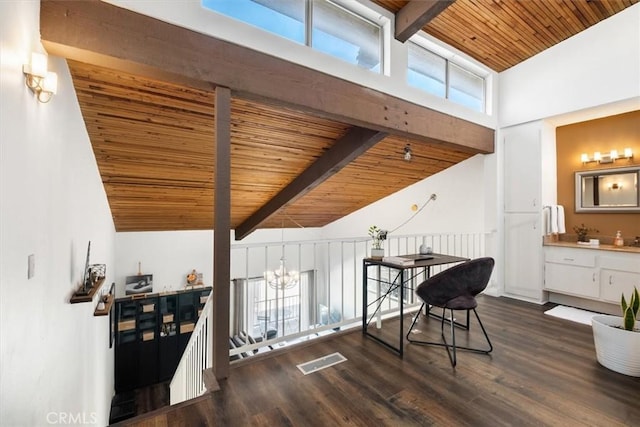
[{"x1": 363, "y1": 264, "x2": 406, "y2": 356}]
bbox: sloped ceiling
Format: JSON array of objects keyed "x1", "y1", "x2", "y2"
[{"x1": 42, "y1": 0, "x2": 637, "y2": 234}]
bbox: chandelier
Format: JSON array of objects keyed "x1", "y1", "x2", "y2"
[{"x1": 265, "y1": 256, "x2": 299, "y2": 290}]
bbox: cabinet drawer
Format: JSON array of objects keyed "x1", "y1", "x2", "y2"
[
  {"x1": 545, "y1": 249, "x2": 596, "y2": 268},
  {"x1": 544, "y1": 263, "x2": 599, "y2": 298},
  {"x1": 600, "y1": 256, "x2": 640, "y2": 274},
  {"x1": 118, "y1": 319, "x2": 136, "y2": 331}
]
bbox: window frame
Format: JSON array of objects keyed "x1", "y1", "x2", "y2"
[
  {"x1": 407, "y1": 39, "x2": 487, "y2": 113},
  {"x1": 202, "y1": 0, "x2": 385, "y2": 74}
]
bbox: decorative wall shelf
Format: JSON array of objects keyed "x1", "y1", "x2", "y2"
[
  {"x1": 94, "y1": 293, "x2": 115, "y2": 316},
  {"x1": 70, "y1": 277, "x2": 106, "y2": 304}
]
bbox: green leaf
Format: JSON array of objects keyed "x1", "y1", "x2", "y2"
[
  {"x1": 623, "y1": 306, "x2": 636, "y2": 331},
  {"x1": 621, "y1": 294, "x2": 628, "y2": 313},
  {"x1": 632, "y1": 287, "x2": 640, "y2": 318}
]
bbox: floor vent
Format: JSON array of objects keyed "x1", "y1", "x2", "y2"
[{"x1": 297, "y1": 352, "x2": 347, "y2": 375}]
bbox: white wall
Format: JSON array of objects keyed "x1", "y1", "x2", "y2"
[
  {"x1": 499, "y1": 3, "x2": 640, "y2": 128},
  {"x1": 323, "y1": 154, "x2": 491, "y2": 239},
  {"x1": 115, "y1": 228, "x2": 323, "y2": 297},
  {"x1": 0, "y1": 2, "x2": 115, "y2": 425}
]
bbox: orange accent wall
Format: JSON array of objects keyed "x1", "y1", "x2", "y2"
[{"x1": 556, "y1": 110, "x2": 640, "y2": 243}]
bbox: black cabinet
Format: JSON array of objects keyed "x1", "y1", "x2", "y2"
[
  {"x1": 137, "y1": 298, "x2": 158, "y2": 387},
  {"x1": 158, "y1": 294, "x2": 178, "y2": 382},
  {"x1": 115, "y1": 300, "x2": 137, "y2": 392},
  {"x1": 114, "y1": 287, "x2": 211, "y2": 392},
  {"x1": 178, "y1": 291, "x2": 196, "y2": 356}
]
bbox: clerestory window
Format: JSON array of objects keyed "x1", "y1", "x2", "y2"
[
  {"x1": 407, "y1": 41, "x2": 486, "y2": 113},
  {"x1": 202, "y1": 0, "x2": 383, "y2": 73}
]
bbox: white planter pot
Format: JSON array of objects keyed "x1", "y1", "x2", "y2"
[
  {"x1": 591, "y1": 314, "x2": 640, "y2": 377},
  {"x1": 370, "y1": 248, "x2": 384, "y2": 259}
]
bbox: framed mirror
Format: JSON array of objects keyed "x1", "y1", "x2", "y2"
[{"x1": 575, "y1": 166, "x2": 640, "y2": 212}]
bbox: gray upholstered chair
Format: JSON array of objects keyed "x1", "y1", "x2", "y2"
[{"x1": 406, "y1": 257, "x2": 495, "y2": 367}]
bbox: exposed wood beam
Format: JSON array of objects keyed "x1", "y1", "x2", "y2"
[
  {"x1": 395, "y1": 0, "x2": 456, "y2": 43},
  {"x1": 40, "y1": 0, "x2": 493, "y2": 154},
  {"x1": 212, "y1": 87, "x2": 231, "y2": 380},
  {"x1": 235, "y1": 127, "x2": 388, "y2": 240}
]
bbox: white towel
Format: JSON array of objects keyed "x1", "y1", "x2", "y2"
[
  {"x1": 543, "y1": 206, "x2": 552, "y2": 234},
  {"x1": 545, "y1": 205, "x2": 566, "y2": 234},
  {"x1": 556, "y1": 205, "x2": 566, "y2": 234},
  {"x1": 549, "y1": 206, "x2": 559, "y2": 234}
]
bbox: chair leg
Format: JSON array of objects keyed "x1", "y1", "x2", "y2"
[
  {"x1": 408, "y1": 307, "x2": 492, "y2": 367},
  {"x1": 405, "y1": 303, "x2": 425, "y2": 341},
  {"x1": 472, "y1": 308, "x2": 493, "y2": 354}
]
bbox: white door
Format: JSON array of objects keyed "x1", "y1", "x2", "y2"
[
  {"x1": 504, "y1": 213, "x2": 544, "y2": 301},
  {"x1": 503, "y1": 125, "x2": 541, "y2": 213}
]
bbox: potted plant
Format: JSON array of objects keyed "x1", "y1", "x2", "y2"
[
  {"x1": 368, "y1": 225, "x2": 387, "y2": 259},
  {"x1": 591, "y1": 287, "x2": 640, "y2": 377},
  {"x1": 572, "y1": 223, "x2": 599, "y2": 242}
]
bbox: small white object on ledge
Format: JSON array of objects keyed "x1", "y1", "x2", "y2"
[{"x1": 590, "y1": 239, "x2": 600, "y2": 246}]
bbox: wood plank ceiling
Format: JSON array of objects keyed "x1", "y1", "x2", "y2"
[
  {"x1": 62, "y1": 0, "x2": 637, "y2": 234},
  {"x1": 70, "y1": 60, "x2": 473, "y2": 232},
  {"x1": 374, "y1": 0, "x2": 637, "y2": 72}
]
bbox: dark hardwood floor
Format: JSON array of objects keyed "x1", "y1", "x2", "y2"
[{"x1": 114, "y1": 296, "x2": 640, "y2": 426}]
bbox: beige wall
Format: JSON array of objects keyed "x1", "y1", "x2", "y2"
[{"x1": 556, "y1": 110, "x2": 640, "y2": 243}]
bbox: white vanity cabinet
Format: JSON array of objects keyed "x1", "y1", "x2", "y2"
[
  {"x1": 543, "y1": 247, "x2": 598, "y2": 298},
  {"x1": 543, "y1": 245, "x2": 640, "y2": 305},
  {"x1": 599, "y1": 254, "x2": 640, "y2": 303}
]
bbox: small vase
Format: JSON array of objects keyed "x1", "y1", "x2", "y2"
[{"x1": 371, "y1": 248, "x2": 384, "y2": 259}]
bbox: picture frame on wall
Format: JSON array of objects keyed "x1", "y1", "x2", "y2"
[
  {"x1": 109, "y1": 303, "x2": 115, "y2": 348},
  {"x1": 109, "y1": 281, "x2": 116, "y2": 348},
  {"x1": 125, "y1": 274, "x2": 153, "y2": 295}
]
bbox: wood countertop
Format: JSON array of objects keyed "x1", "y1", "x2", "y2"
[{"x1": 543, "y1": 240, "x2": 640, "y2": 254}]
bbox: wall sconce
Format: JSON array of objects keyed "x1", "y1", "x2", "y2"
[
  {"x1": 23, "y1": 52, "x2": 58, "y2": 103},
  {"x1": 580, "y1": 148, "x2": 633, "y2": 164},
  {"x1": 404, "y1": 144, "x2": 412, "y2": 161}
]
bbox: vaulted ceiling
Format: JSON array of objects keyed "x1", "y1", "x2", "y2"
[
  {"x1": 374, "y1": 0, "x2": 636, "y2": 72},
  {"x1": 40, "y1": 0, "x2": 637, "y2": 236}
]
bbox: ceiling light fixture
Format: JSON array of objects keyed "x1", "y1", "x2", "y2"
[
  {"x1": 264, "y1": 219, "x2": 299, "y2": 290},
  {"x1": 404, "y1": 144, "x2": 412, "y2": 161}
]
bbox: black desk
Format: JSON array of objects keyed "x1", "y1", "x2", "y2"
[{"x1": 362, "y1": 254, "x2": 469, "y2": 357}]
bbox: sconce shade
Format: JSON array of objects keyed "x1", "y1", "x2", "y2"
[
  {"x1": 42, "y1": 71, "x2": 58, "y2": 94},
  {"x1": 580, "y1": 148, "x2": 633, "y2": 164},
  {"x1": 29, "y1": 52, "x2": 48, "y2": 77},
  {"x1": 23, "y1": 52, "x2": 57, "y2": 103}
]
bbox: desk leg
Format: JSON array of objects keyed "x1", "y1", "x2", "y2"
[
  {"x1": 376, "y1": 265, "x2": 382, "y2": 328},
  {"x1": 399, "y1": 269, "x2": 404, "y2": 357},
  {"x1": 362, "y1": 261, "x2": 367, "y2": 334}
]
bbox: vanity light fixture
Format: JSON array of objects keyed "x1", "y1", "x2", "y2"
[
  {"x1": 580, "y1": 148, "x2": 633, "y2": 164},
  {"x1": 609, "y1": 182, "x2": 622, "y2": 190},
  {"x1": 23, "y1": 52, "x2": 58, "y2": 103}
]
